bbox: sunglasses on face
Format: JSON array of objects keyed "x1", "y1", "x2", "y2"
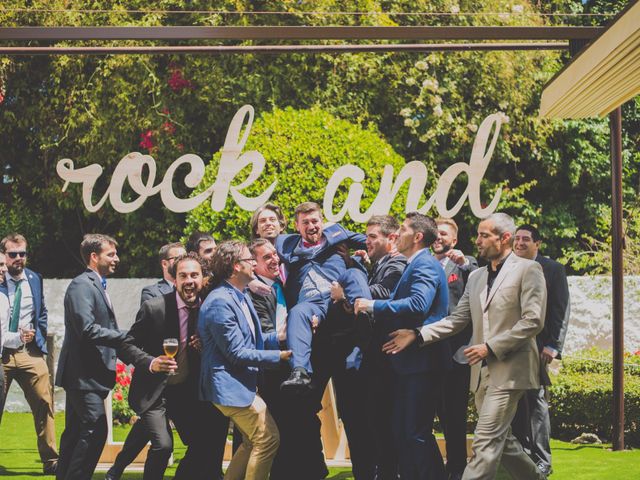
[{"x1": 7, "y1": 251, "x2": 27, "y2": 259}]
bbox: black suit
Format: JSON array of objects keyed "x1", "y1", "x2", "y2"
[
  {"x1": 436, "y1": 256, "x2": 478, "y2": 478},
  {"x1": 512, "y1": 254, "x2": 570, "y2": 473},
  {"x1": 55, "y1": 269, "x2": 152, "y2": 480},
  {"x1": 356, "y1": 254, "x2": 408, "y2": 480},
  {"x1": 140, "y1": 279, "x2": 174, "y2": 306},
  {"x1": 123, "y1": 292, "x2": 228, "y2": 480}
]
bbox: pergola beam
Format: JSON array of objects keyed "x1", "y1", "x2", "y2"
[
  {"x1": 0, "y1": 26, "x2": 602, "y2": 41},
  {"x1": 0, "y1": 42, "x2": 570, "y2": 55}
]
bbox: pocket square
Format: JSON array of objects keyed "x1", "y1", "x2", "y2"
[{"x1": 448, "y1": 273, "x2": 459, "y2": 283}]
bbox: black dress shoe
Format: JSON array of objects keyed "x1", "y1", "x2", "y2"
[
  {"x1": 280, "y1": 367, "x2": 312, "y2": 393},
  {"x1": 42, "y1": 461, "x2": 58, "y2": 475},
  {"x1": 104, "y1": 469, "x2": 121, "y2": 480}
]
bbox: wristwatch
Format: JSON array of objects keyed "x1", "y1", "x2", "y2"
[{"x1": 413, "y1": 328, "x2": 424, "y2": 346}]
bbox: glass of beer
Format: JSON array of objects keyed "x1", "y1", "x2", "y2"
[{"x1": 162, "y1": 338, "x2": 179, "y2": 375}]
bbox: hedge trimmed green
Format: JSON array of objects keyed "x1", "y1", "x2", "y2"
[
  {"x1": 549, "y1": 350, "x2": 640, "y2": 446},
  {"x1": 185, "y1": 107, "x2": 410, "y2": 239}
]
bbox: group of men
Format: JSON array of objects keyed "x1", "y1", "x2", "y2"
[{"x1": 0, "y1": 201, "x2": 570, "y2": 480}]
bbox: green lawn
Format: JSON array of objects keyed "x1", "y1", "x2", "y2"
[{"x1": 0, "y1": 412, "x2": 637, "y2": 479}]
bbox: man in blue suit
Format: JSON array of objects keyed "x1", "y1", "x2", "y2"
[
  {"x1": 0, "y1": 233, "x2": 59, "y2": 474},
  {"x1": 276, "y1": 201, "x2": 367, "y2": 391},
  {"x1": 199, "y1": 240, "x2": 292, "y2": 480},
  {"x1": 355, "y1": 213, "x2": 450, "y2": 480}
]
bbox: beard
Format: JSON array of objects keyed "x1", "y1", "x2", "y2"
[
  {"x1": 8, "y1": 263, "x2": 24, "y2": 276},
  {"x1": 433, "y1": 243, "x2": 452, "y2": 255}
]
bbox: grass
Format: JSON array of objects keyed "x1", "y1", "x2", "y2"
[{"x1": 1, "y1": 412, "x2": 638, "y2": 479}]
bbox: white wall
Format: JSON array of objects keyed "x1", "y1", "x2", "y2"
[{"x1": 4, "y1": 276, "x2": 639, "y2": 411}]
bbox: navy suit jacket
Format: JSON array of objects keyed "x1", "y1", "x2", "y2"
[
  {"x1": 0, "y1": 268, "x2": 48, "y2": 355},
  {"x1": 374, "y1": 249, "x2": 451, "y2": 375},
  {"x1": 55, "y1": 269, "x2": 151, "y2": 393},
  {"x1": 275, "y1": 224, "x2": 366, "y2": 307},
  {"x1": 199, "y1": 282, "x2": 281, "y2": 408}
]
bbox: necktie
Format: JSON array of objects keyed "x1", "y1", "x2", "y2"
[
  {"x1": 101, "y1": 277, "x2": 107, "y2": 290},
  {"x1": 273, "y1": 279, "x2": 288, "y2": 332},
  {"x1": 9, "y1": 279, "x2": 23, "y2": 333},
  {"x1": 187, "y1": 307, "x2": 199, "y2": 340}
]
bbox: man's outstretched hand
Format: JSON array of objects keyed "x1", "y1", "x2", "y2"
[{"x1": 382, "y1": 329, "x2": 418, "y2": 354}]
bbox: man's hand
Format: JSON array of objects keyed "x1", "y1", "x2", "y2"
[
  {"x1": 19, "y1": 327, "x2": 35, "y2": 344},
  {"x1": 336, "y1": 242, "x2": 355, "y2": 268},
  {"x1": 353, "y1": 249, "x2": 370, "y2": 264},
  {"x1": 310, "y1": 314, "x2": 319, "y2": 334},
  {"x1": 354, "y1": 298, "x2": 373, "y2": 315},
  {"x1": 445, "y1": 249, "x2": 468, "y2": 266},
  {"x1": 382, "y1": 329, "x2": 418, "y2": 354},
  {"x1": 248, "y1": 279, "x2": 271, "y2": 297},
  {"x1": 541, "y1": 346, "x2": 558, "y2": 364},
  {"x1": 150, "y1": 355, "x2": 177, "y2": 374},
  {"x1": 279, "y1": 350, "x2": 293, "y2": 361},
  {"x1": 330, "y1": 281, "x2": 346, "y2": 303},
  {"x1": 464, "y1": 344, "x2": 489, "y2": 365},
  {"x1": 188, "y1": 335, "x2": 202, "y2": 352}
]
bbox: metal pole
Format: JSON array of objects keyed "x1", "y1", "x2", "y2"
[{"x1": 610, "y1": 106, "x2": 624, "y2": 451}]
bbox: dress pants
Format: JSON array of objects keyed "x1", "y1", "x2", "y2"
[
  {"x1": 0, "y1": 360, "x2": 5, "y2": 425},
  {"x1": 362, "y1": 347, "x2": 398, "y2": 480},
  {"x1": 57, "y1": 389, "x2": 109, "y2": 480},
  {"x1": 437, "y1": 361, "x2": 471, "y2": 476},
  {"x1": 3, "y1": 348, "x2": 59, "y2": 469},
  {"x1": 512, "y1": 387, "x2": 552, "y2": 472},
  {"x1": 215, "y1": 395, "x2": 280, "y2": 480},
  {"x1": 462, "y1": 368, "x2": 545, "y2": 480},
  {"x1": 286, "y1": 296, "x2": 328, "y2": 372},
  {"x1": 140, "y1": 382, "x2": 228, "y2": 480},
  {"x1": 108, "y1": 420, "x2": 149, "y2": 477},
  {"x1": 393, "y1": 371, "x2": 446, "y2": 480}
]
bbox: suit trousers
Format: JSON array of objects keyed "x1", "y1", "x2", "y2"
[
  {"x1": 3, "y1": 348, "x2": 58, "y2": 467},
  {"x1": 57, "y1": 389, "x2": 109, "y2": 480},
  {"x1": 393, "y1": 371, "x2": 446, "y2": 480},
  {"x1": 512, "y1": 387, "x2": 552, "y2": 472},
  {"x1": 139, "y1": 382, "x2": 228, "y2": 480},
  {"x1": 0, "y1": 359, "x2": 5, "y2": 425},
  {"x1": 462, "y1": 368, "x2": 545, "y2": 480},
  {"x1": 215, "y1": 395, "x2": 280, "y2": 480},
  {"x1": 437, "y1": 361, "x2": 471, "y2": 476},
  {"x1": 108, "y1": 420, "x2": 149, "y2": 477}
]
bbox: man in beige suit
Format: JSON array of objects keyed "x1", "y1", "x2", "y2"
[{"x1": 383, "y1": 213, "x2": 547, "y2": 480}]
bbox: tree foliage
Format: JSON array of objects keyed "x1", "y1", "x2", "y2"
[{"x1": 0, "y1": 0, "x2": 637, "y2": 276}]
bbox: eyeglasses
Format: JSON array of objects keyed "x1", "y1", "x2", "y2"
[
  {"x1": 238, "y1": 257, "x2": 257, "y2": 264},
  {"x1": 7, "y1": 251, "x2": 27, "y2": 259}
]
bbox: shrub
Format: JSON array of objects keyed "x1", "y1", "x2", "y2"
[
  {"x1": 549, "y1": 349, "x2": 640, "y2": 446},
  {"x1": 185, "y1": 107, "x2": 409, "y2": 240}
]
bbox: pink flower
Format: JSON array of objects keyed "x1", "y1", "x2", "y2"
[
  {"x1": 168, "y1": 68, "x2": 194, "y2": 92},
  {"x1": 113, "y1": 391, "x2": 123, "y2": 401},
  {"x1": 139, "y1": 130, "x2": 154, "y2": 150},
  {"x1": 162, "y1": 121, "x2": 176, "y2": 135},
  {"x1": 116, "y1": 362, "x2": 126, "y2": 374}
]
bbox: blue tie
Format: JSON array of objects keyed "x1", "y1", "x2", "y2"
[
  {"x1": 272, "y1": 280, "x2": 287, "y2": 332},
  {"x1": 101, "y1": 277, "x2": 107, "y2": 290}
]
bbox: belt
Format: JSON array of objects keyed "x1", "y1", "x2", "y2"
[{"x1": 3, "y1": 344, "x2": 29, "y2": 354}]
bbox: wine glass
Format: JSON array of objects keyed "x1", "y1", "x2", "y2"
[{"x1": 162, "y1": 338, "x2": 179, "y2": 375}]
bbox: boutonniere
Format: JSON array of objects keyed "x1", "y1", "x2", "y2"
[{"x1": 448, "y1": 273, "x2": 459, "y2": 284}]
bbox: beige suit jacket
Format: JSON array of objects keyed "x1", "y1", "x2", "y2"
[{"x1": 419, "y1": 252, "x2": 546, "y2": 392}]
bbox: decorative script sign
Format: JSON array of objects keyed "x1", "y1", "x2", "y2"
[{"x1": 57, "y1": 105, "x2": 506, "y2": 221}]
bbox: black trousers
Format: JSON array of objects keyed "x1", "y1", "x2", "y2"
[
  {"x1": 57, "y1": 389, "x2": 109, "y2": 480},
  {"x1": 128, "y1": 382, "x2": 228, "y2": 480},
  {"x1": 436, "y1": 361, "x2": 470, "y2": 475}
]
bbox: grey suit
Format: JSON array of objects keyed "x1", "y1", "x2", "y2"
[
  {"x1": 140, "y1": 279, "x2": 174, "y2": 306},
  {"x1": 419, "y1": 253, "x2": 547, "y2": 480},
  {"x1": 56, "y1": 269, "x2": 152, "y2": 480}
]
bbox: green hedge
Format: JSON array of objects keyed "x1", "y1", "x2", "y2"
[{"x1": 548, "y1": 349, "x2": 640, "y2": 446}]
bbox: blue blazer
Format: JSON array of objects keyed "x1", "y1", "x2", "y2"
[
  {"x1": 199, "y1": 282, "x2": 281, "y2": 407},
  {"x1": 0, "y1": 267, "x2": 48, "y2": 355},
  {"x1": 374, "y1": 249, "x2": 451, "y2": 375},
  {"x1": 276, "y1": 224, "x2": 366, "y2": 307}
]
